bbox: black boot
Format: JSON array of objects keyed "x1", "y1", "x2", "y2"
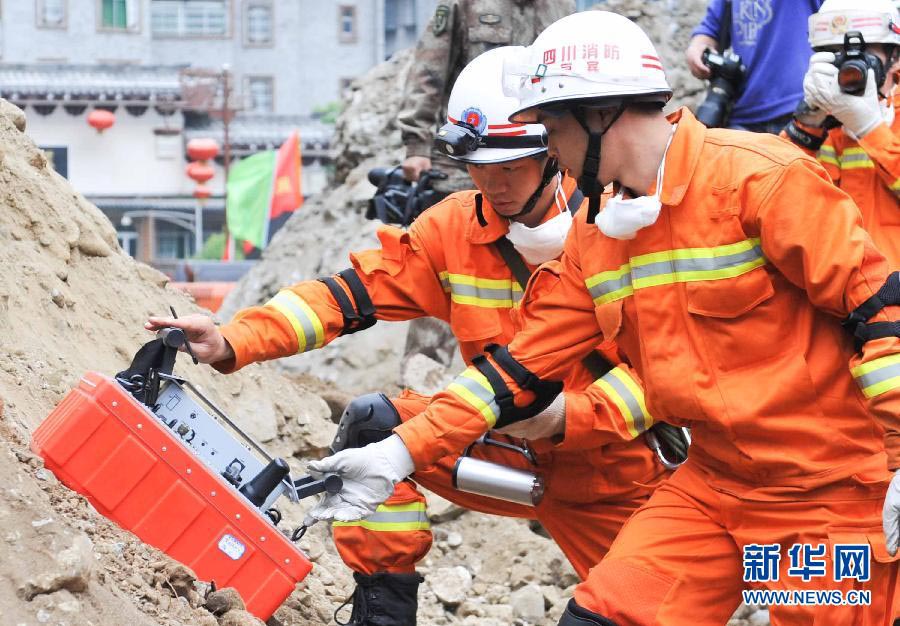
[
  {"x1": 335, "y1": 572, "x2": 424, "y2": 626},
  {"x1": 558, "y1": 599, "x2": 619, "y2": 626}
]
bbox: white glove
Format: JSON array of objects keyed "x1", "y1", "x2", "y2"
[
  {"x1": 884, "y1": 470, "x2": 900, "y2": 556},
  {"x1": 806, "y1": 52, "x2": 882, "y2": 139},
  {"x1": 495, "y1": 393, "x2": 566, "y2": 440},
  {"x1": 305, "y1": 434, "x2": 415, "y2": 523}
]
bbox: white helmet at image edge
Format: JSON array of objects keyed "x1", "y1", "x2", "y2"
[{"x1": 809, "y1": 0, "x2": 900, "y2": 49}]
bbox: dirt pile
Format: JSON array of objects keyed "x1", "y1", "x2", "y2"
[{"x1": 0, "y1": 97, "x2": 336, "y2": 625}]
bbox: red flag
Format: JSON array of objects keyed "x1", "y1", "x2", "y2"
[{"x1": 270, "y1": 131, "x2": 303, "y2": 220}]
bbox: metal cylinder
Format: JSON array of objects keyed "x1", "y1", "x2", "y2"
[{"x1": 452, "y1": 457, "x2": 544, "y2": 506}]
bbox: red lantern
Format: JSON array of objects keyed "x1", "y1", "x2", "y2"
[
  {"x1": 87, "y1": 109, "x2": 115, "y2": 133},
  {"x1": 193, "y1": 185, "x2": 212, "y2": 200},
  {"x1": 187, "y1": 138, "x2": 220, "y2": 162},
  {"x1": 185, "y1": 162, "x2": 215, "y2": 184}
]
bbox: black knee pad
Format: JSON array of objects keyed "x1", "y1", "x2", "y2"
[
  {"x1": 558, "y1": 599, "x2": 618, "y2": 626},
  {"x1": 330, "y1": 393, "x2": 401, "y2": 453}
]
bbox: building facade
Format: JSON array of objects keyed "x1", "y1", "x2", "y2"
[{"x1": 0, "y1": 0, "x2": 436, "y2": 262}]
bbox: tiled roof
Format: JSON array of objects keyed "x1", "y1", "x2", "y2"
[
  {"x1": 0, "y1": 64, "x2": 184, "y2": 104},
  {"x1": 184, "y1": 114, "x2": 333, "y2": 154},
  {"x1": 90, "y1": 195, "x2": 224, "y2": 212}
]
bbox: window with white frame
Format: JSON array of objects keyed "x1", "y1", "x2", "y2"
[
  {"x1": 151, "y1": 0, "x2": 228, "y2": 37},
  {"x1": 37, "y1": 0, "x2": 67, "y2": 28},
  {"x1": 338, "y1": 5, "x2": 357, "y2": 43},
  {"x1": 244, "y1": 2, "x2": 272, "y2": 45},
  {"x1": 246, "y1": 76, "x2": 274, "y2": 113},
  {"x1": 99, "y1": 0, "x2": 139, "y2": 31}
]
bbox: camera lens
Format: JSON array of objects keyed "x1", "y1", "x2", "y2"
[{"x1": 838, "y1": 61, "x2": 868, "y2": 95}]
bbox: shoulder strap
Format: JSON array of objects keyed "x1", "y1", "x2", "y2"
[{"x1": 493, "y1": 236, "x2": 532, "y2": 290}]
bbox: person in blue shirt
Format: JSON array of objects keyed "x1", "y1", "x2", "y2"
[{"x1": 686, "y1": 0, "x2": 823, "y2": 132}]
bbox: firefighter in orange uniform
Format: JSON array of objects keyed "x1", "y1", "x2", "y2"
[
  {"x1": 784, "y1": 0, "x2": 900, "y2": 264},
  {"x1": 305, "y1": 11, "x2": 900, "y2": 625},
  {"x1": 148, "y1": 47, "x2": 669, "y2": 626}
]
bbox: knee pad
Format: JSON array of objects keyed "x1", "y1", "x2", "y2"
[
  {"x1": 330, "y1": 393, "x2": 401, "y2": 453},
  {"x1": 558, "y1": 599, "x2": 618, "y2": 626}
]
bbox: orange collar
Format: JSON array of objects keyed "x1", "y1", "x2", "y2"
[
  {"x1": 466, "y1": 173, "x2": 579, "y2": 245},
  {"x1": 658, "y1": 107, "x2": 705, "y2": 207}
]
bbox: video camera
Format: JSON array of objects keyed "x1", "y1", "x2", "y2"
[
  {"x1": 695, "y1": 48, "x2": 746, "y2": 129},
  {"x1": 366, "y1": 165, "x2": 448, "y2": 227}
]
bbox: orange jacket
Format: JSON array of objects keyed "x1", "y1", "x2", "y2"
[
  {"x1": 217, "y1": 175, "x2": 662, "y2": 499},
  {"x1": 396, "y1": 108, "x2": 900, "y2": 489},
  {"x1": 783, "y1": 96, "x2": 900, "y2": 264}
]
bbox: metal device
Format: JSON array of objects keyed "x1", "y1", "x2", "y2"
[
  {"x1": 115, "y1": 326, "x2": 342, "y2": 518},
  {"x1": 645, "y1": 424, "x2": 692, "y2": 471},
  {"x1": 696, "y1": 48, "x2": 746, "y2": 128},
  {"x1": 452, "y1": 434, "x2": 544, "y2": 507},
  {"x1": 32, "y1": 324, "x2": 342, "y2": 619}
]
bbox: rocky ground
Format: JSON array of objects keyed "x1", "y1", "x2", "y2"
[{"x1": 0, "y1": 2, "x2": 769, "y2": 624}]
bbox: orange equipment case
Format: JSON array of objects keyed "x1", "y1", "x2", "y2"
[{"x1": 32, "y1": 372, "x2": 313, "y2": 619}]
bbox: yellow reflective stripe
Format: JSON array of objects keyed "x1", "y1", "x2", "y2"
[
  {"x1": 851, "y1": 354, "x2": 900, "y2": 398},
  {"x1": 628, "y1": 238, "x2": 760, "y2": 266},
  {"x1": 374, "y1": 502, "x2": 426, "y2": 513},
  {"x1": 450, "y1": 293, "x2": 516, "y2": 308},
  {"x1": 817, "y1": 144, "x2": 837, "y2": 166},
  {"x1": 632, "y1": 255, "x2": 766, "y2": 290},
  {"x1": 444, "y1": 272, "x2": 523, "y2": 309},
  {"x1": 439, "y1": 270, "x2": 451, "y2": 293},
  {"x1": 332, "y1": 520, "x2": 431, "y2": 531},
  {"x1": 265, "y1": 290, "x2": 325, "y2": 352},
  {"x1": 584, "y1": 238, "x2": 766, "y2": 305},
  {"x1": 839, "y1": 147, "x2": 875, "y2": 169},
  {"x1": 447, "y1": 368, "x2": 499, "y2": 427},
  {"x1": 332, "y1": 501, "x2": 430, "y2": 532},
  {"x1": 890, "y1": 178, "x2": 900, "y2": 191},
  {"x1": 446, "y1": 273, "x2": 522, "y2": 290},
  {"x1": 592, "y1": 366, "x2": 653, "y2": 439}
]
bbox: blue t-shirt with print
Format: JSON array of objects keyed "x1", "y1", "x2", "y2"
[{"x1": 693, "y1": 0, "x2": 824, "y2": 126}]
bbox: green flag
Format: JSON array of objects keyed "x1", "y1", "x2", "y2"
[{"x1": 225, "y1": 151, "x2": 275, "y2": 249}]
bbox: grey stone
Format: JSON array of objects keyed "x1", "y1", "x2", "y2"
[
  {"x1": 428, "y1": 566, "x2": 472, "y2": 607},
  {"x1": 510, "y1": 583, "x2": 545, "y2": 623}
]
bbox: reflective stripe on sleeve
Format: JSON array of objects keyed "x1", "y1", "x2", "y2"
[
  {"x1": 447, "y1": 367, "x2": 500, "y2": 427},
  {"x1": 332, "y1": 501, "x2": 430, "y2": 532},
  {"x1": 265, "y1": 290, "x2": 325, "y2": 352},
  {"x1": 851, "y1": 354, "x2": 900, "y2": 398},
  {"x1": 443, "y1": 272, "x2": 523, "y2": 308},
  {"x1": 817, "y1": 145, "x2": 839, "y2": 167},
  {"x1": 592, "y1": 366, "x2": 654, "y2": 438},
  {"x1": 584, "y1": 238, "x2": 767, "y2": 305},
  {"x1": 838, "y1": 147, "x2": 875, "y2": 170}
]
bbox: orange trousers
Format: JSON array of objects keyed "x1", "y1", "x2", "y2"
[
  {"x1": 573, "y1": 456, "x2": 900, "y2": 626},
  {"x1": 333, "y1": 391, "x2": 654, "y2": 580}
]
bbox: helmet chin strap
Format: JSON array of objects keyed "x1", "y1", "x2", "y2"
[
  {"x1": 573, "y1": 104, "x2": 626, "y2": 223},
  {"x1": 508, "y1": 156, "x2": 560, "y2": 218}
]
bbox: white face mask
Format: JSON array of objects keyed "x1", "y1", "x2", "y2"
[
  {"x1": 506, "y1": 173, "x2": 573, "y2": 264},
  {"x1": 596, "y1": 124, "x2": 677, "y2": 240}
]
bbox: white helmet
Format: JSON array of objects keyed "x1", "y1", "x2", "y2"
[
  {"x1": 438, "y1": 46, "x2": 547, "y2": 164},
  {"x1": 502, "y1": 11, "x2": 672, "y2": 123},
  {"x1": 809, "y1": 0, "x2": 900, "y2": 49}
]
